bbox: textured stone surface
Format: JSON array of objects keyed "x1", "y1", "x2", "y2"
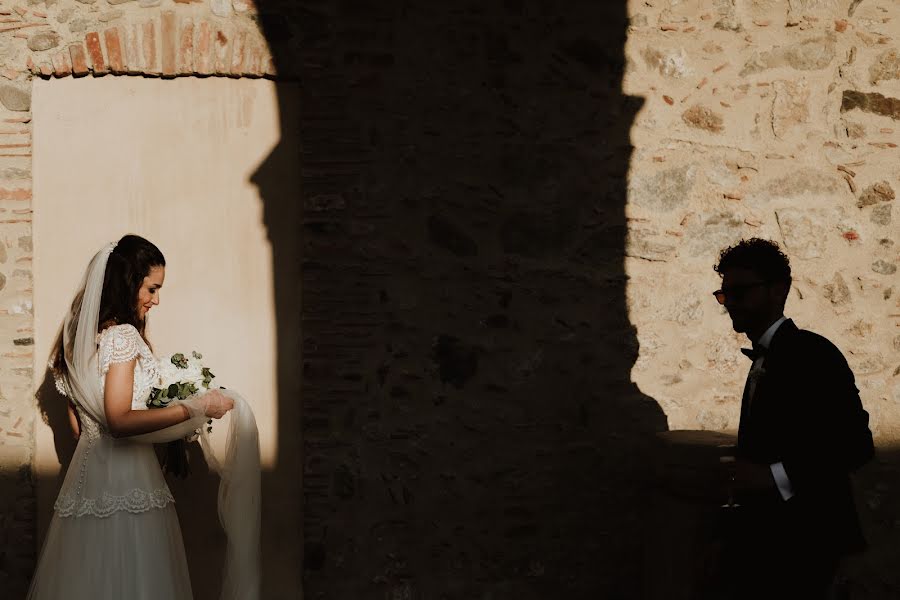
[
  {"x1": 629, "y1": 164, "x2": 696, "y2": 212},
  {"x1": 775, "y1": 208, "x2": 831, "y2": 259},
  {"x1": 841, "y1": 90, "x2": 900, "y2": 120},
  {"x1": 872, "y1": 260, "x2": 898, "y2": 275},
  {"x1": 27, "y1": 32, "x2": 61, "y2": 52},
  {"x1": 641, "y1": 46, "x2": 691, "y2": 77},
  {"x1": 745, "y1": 169, "x2": 842, "y2": 207},
  {"x1": 0, "y1": 0, "x2": 897, "y2": 597},
  {"x1": 682, "y1": 104, "x2": 724, "y2": 132},
  {"x1": 772, "y1": 79, "x2": 810, "y2": 138},
  {"x1": 871, "y1": 204, "x2": 892, "y2": 225},
  {"x1": 858, "y1": 181, "x2": 895, "y2": 208},
  {"x1": 740, "y1": 36, "x2": 836, "y2": 75},
  {"x1": 0, "y1": 83, "x2": 31, "y2": 111},
  {"x1": 870, "y1": 49, "x2": 900, "y2": 85}
]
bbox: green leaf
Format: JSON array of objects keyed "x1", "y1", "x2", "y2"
[{"x1": 167, "y1": 383, "x2": 179, "y2": 397}]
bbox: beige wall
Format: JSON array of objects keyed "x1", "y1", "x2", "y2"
[{"x1": 31, "y1": 77, "x2": 300, "y2": 599}]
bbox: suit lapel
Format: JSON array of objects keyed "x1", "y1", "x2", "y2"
[{"x1": 737, "y1": 319, "x2": 798, "y2": 452}]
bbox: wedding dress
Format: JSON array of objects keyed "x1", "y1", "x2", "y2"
[
  {"x1": 26, "y1": 242, "x2": 260, "y2": 600},
  {"x1": 27, "y1": 324, "x2": 194, "y2": 599}
]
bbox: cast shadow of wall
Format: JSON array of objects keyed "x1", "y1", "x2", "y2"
[{"x1": 252, "y1": 1, "x2": 670, "y2": 598}]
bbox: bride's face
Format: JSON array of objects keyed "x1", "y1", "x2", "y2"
[{"x1": 137, "y1": 266, "x2": 165, "y2": 320}]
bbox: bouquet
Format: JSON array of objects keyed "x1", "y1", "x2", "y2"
[{"x1": 147, "y1": 351, "x2": 218, "y2": 477}]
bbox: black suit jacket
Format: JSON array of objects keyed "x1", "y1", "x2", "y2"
[{"x1": 736, "y1": 319, "x2": 874, "y2": 556}]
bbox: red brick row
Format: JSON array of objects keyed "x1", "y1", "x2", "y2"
[{"x1": 30, "y1": 14, "x2": 275, "y2": 80}]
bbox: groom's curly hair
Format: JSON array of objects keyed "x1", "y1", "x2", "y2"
[
  {"x1": 50, "y1": 235, "x2": 165, "y2": 382},
  {"x1": 714, "y1": 238, "x2": 792, "y2": 284}
]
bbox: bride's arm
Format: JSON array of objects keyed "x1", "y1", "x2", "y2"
[
  {"x1": 67, "y1": 400, "x2": 80, "y2": 440},
  {"x1": 104, "y1": 359, "x2": 190, "y2": 438}
]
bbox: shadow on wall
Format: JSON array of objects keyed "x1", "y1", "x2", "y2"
[{"x1": 252, "y1": 1, "x2": 672, "y2": 598}]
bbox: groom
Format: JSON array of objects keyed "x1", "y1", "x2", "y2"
[{"x1": 713, "y1": 238, "x2": 873, "y2": 599}]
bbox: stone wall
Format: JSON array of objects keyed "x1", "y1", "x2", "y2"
[
  {"x1": 623, "y1": 0, "x2": 899, "y2": 595},
  {"x1": 623, "y1": 0, "x2": 899, "y2": 442},
  {"x1": 2, "y1": 0, "x2": 898, "y2": 597}
]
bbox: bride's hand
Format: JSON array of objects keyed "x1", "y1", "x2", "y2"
[{"x1": 181, "y1": 389, "x2": 234, "y2": 420}]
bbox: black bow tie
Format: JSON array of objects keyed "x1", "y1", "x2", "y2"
[{"x1": 740, "y1": 344, "x2": 766, "y2": 361}]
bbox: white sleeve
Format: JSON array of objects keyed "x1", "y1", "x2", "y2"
[
  {"x1": 98, "y1": 325, "x2": 141, "y2": 376},
  {"x1": 770, "y1": 462, "x2": 795, "y2": 501}
]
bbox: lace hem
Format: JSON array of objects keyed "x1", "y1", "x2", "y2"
[{"x1": 54, "y1": 488, "x2": 175, "y2": 518}]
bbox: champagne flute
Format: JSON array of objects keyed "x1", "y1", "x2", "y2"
[{"x1": 718, "y1": 447, "x2": 740, "y2": 509}]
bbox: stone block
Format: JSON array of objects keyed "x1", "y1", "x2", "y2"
[
  {"x1": 870, "y1": 50, "x2": 900, "y2": 86},
  {"x1": 27, "y1": 31, "x2": 60, "y2": 52},
  {"x1": 871, "y1": 205, "x2": 891, "y2": 226},
  {"x1": 872, "y1": 260, "x2": 897, "y2": 275},
  {"x1": 0, "y1": 83, "x2": 30, "y2": 111},
  {"x1": 841, "y1": 90, "x2": 900, "y2": 120},
  {"x1": 641, "y1": 46, "x2": 691, "y2": 78},
  {"x1": 775, "y1": 207, "x2": 832, "y2": 259},
  {"x1": 746, "y1": 168, "x2": 842, "y2": 208},
  {"x1": 857, "y1": 181, "x2": 895, "y2": 208},
  {"x1": 772, "y1": 79, "x2": 809, "y2": 139},
  {"x1": 629, "y1": 164, "x2": 696, "y2": 213},
  {"x1": 823, "y1": 272, "x2": 850, "y2": 305},
  {"x1": 682, "y1": 104, "x2": 724, "y2": 133},
  {"x1": 740, "y1": 36, "x2": 836, "y2": 76},
  {"x1": 98, "y1": 10, "x2": 123, "y2": 23},
  {"x1": 210, "y1": 0, "x2": 231, "y2": 17}
]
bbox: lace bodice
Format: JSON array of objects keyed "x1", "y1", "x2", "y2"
[
  {"x1": 97, "y1": 324, "x2": 160, "y2": 410},
  {"x1": 52, "y1": 324, "x2": 173, "y2": 518}
]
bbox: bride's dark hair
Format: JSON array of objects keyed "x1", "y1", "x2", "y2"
[
  {"x1": 98, "y1": 234, "x2": 166, "y2": 335},
  {"x1": 51, "y1": 234, "x2": 165, "y2": 380}
]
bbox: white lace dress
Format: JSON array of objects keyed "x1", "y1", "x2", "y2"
[{"x1": 27, "y1": 324, "x2": 193, "y2": 600}]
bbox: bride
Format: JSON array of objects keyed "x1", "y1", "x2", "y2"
[{"x1": 27, "y1": 235, "x2": 260, "y2": 600}]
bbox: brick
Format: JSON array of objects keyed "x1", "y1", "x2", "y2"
[
  {"x1": 142, "y1": 20, "x2": 158, "y2": 74},
  {"x1": 230, "y1": 30, "x2": 246, "y2": 74},
  {"x1": 160, "y1": 11, "x2": 176, "y2": 77},
  {"x1": 38, "y1": 62, "x2": 52, "y2": 77},
  {"x1": 0, "y1": 188, "x2": 31, "y2": 201},
  {"x1": 233, "y1": 0, "x2": 255, "y2": 12},
  {"x1": 50, "y1": 50, "x2": 72, "y2": 77},
  {"x1": 246, "y1": 43, "x2": 263, "y2": 77},
  {"x1": 195, "y1": 21, "x2": 212, "y2": 75},
  {"x1": 68, "y1": 43, "x2": 88, "y2": 76},
  {"x1": 214, "y1": 28, "x2": 230, "y2": 74},
  {"x1": 125, "y1": 24, "x2": 143, "y2": 73},
  {"x1": 177, "y1": 18, "x2": 193, "y2": 73},
  {"x1": 85, "y1": 32, "x2": 107, "y2": 75},
  {"x1": 104, "y1": 27, "x2": 125, "y2": 73}
]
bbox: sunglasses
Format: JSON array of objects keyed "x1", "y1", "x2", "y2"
[{"x1": 712, "y1": 281, "x2": 768, "y2": 305}]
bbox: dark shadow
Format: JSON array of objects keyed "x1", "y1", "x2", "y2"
[{"x1": 251, "y1": 1, "x2": 670, "y2": 597}]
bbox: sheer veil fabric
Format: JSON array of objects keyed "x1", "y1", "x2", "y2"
[{"x1": 56, "y1": 242, "x2": 261, "y2": 600}]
